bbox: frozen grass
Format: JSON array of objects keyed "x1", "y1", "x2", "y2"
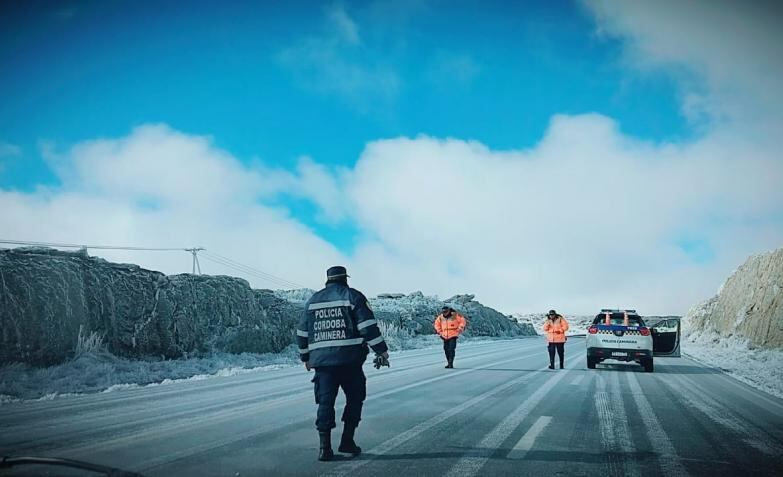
[
  {"x1": 74, "y1": 325, "x2": 105, "y2": 359},
  {"x1": 0, "y1": 331, "x2": 530, "y2": 403},
  {"x1": 684, "y1": 331, "x2": 783, "y2": 399},
  {"x1": 0, "y1": 346, "x2": 301, "y2": 403},
  {"x1": 377, "y1": 320, "x2": 418, "y2": 351}
]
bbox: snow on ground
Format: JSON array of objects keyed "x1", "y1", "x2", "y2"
[
  {"x1": 0, "y1": 333, "x2": 527, "y2": 403},
  {"x1": 683, "y1": 330, "x2": 783, "y2": 399}
]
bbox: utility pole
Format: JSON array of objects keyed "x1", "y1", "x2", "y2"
[{"x1": 186, "y1": 247, "x2": 205, "y2": 274}]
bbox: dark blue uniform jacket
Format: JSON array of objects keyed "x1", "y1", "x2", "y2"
[{"x1": 296, "y1": 283, "x2": 388, "y2": 367}]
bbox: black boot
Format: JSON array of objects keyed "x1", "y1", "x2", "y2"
[
  {"x1": 559, "y1": 362, "x2": 564, "y2": 369},
  {"x1": 318, "y1": 431, "x2": 334, "y2": 461},
  {"x1": 548, "y1": 362, "x2": 555, "y2": 370},
  {"x1": 338, "y1": 423, "x2": 362, "y2": 456}
]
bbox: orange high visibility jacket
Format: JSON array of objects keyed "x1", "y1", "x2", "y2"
[
  {"x1": 434, "y1": 313, "x2": 467, "y2": 339},
  {"x1": 543, "y1": 316, "x2": 569, "y2": 343}
]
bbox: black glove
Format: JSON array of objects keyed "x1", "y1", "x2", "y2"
[{"x1": 373, "y1": 354, "x2": 390, "y2": 369}]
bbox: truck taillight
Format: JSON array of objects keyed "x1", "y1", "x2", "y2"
[
  {"x1": 588, "y1": 326, "x2": 598, "y2": 334},
  {"x1": 640, "y1": 327, "x2": 650, "y2": 336}
]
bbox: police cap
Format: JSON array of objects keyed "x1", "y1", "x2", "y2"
[{"x1": 326, "y1": 266, "x2": 350, "y2": 279}]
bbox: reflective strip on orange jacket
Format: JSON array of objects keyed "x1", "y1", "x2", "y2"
[
  {"x1": 543, "y1": 316, "x2": 569, "y2": 343},
  {"x1": 434, "y1": 313, "x2": 467, "y2": 339}
]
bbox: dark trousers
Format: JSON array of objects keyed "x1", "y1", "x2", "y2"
[
  {"x1": 312, "y1": 365, "x2": 366, "y2": 431},
  {"x1": 443, "y1": 337, "x2": 458, "y2": 362},
  {"x1": 548, "y1": 342, "x2": 565, "y2": 366}
]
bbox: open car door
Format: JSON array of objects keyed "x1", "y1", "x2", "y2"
[{"x1": 646, "y1": 317, "x2": 681, "y2": 357}]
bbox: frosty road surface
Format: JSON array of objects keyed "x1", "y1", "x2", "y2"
[{"x1": 1, "y1": 338, "x2": 782, "y2": 476}]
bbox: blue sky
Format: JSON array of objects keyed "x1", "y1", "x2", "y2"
[
  {"x1": 0, "y1": 1, "x2": 690, "y2": 187},
  {"x1": 1, "y1": 1, "x2": 781, "y2": 313}
]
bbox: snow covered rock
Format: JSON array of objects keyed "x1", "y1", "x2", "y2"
[
  {"x1": 684, "y1": 248, "x2": 783, "y2": 349},
  {"x1": 0, "y1": 248, "x2": 302, "y2": 365},
  {"x1": 366, "y1": 292, "x2": 535, "y2": 337}
]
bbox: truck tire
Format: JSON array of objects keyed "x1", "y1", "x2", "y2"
[
  {"x1": 643, "y1": 358, "x2": 654, "y2": 373},
  {"x1": 587, "y1": 357, "x2": 596, "y2": 369}
]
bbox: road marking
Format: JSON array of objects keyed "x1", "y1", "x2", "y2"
[
  {"x1": 319, "y1": 350, "x2": 585, "y2": 477},
  {"x1": 594, "y1": 373, "x2": 640, "y2": 477},
  {"x1": 56, "y1": 343, "x2": 544, "y2": 461},
  {"x1": 662, "y1": 371, "x2": 783, "y2": 456},
  {"x1": 506, "y1": 415, "x2": 552, "y2": 460},
  {"x1": 626, "y1": 372, "x2": 689, "y2": 476},
  {"x1": 443, "y1": 354, "x2": 580, "y2": 477},
  {"x1": 139, "y1": 346, "x2": 559, "y2": 473},
  {"x1": 570, "y1": 374, "x2": 585, "y2": 386}
]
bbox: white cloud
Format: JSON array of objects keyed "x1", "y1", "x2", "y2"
[
  {"x1": 582, "y1": 0, "x2": 783, "y2": 129},
  {"x1": 277, "y1": 3, "x2": 399, "y2": 110},
  {"x1": 0, "y1": 125, "x2": 345, "y2": 290},
  {"x1": 0, "y1": 141, "x2": 22, "y2": 158},
  {"x1": 3, "y1": 2, "x2": 781, "y2": 317},
  {"x1": 338, "y1": 114, "x2": 783, "y2": 314},
  {"x1": 327, "y1": 3, "x2": 360, "y2": 45},
  {"x1": 4, "y1": 115, "x2": 781, "y2": 315}
]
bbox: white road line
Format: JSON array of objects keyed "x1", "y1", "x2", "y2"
[
  {"x1": 444, "y1": 354, "x2": 580, "y2": 477},
  {"x1": 626, "y1": 372, "x2": 689, "y2": 476},
  {"x1": 594, "y1": 373, "x2": 640, "y2": 477},
  {"x1": 506, "y1": 415, "x2": 552, "y2": 460},
  {"x1": 319, "y1": 351, "x2": 584, "y2": 477},
  {"x1": 62, "y1": 346, "x2": 546, "y2": 466},
  {"x1": 570, "y1": 374, "x2": 585, "y2": 386},
  {"x1": 662, "y1": 372, "x2": 782, "y2": 456}
]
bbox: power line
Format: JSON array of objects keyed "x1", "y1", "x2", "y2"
[
  {"x1": 203, "y1": 251, "x2": 304, "y2": 288},
  {"x1": 200, "y1": 251, "x2": 306, "y2": 289},
  {"x1": 199, "y1": 254, "x2": 297, "y2": 289},
  {"x1": 0, "y1": 239, "x2": 187, "y2": 252},
  {"x1": 0, "y1": 238, "x2": 307, "y2": 289}
]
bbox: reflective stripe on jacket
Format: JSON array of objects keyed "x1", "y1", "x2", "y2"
[
  {"x1": 434, "y1": 313, "x2": 467, "y2": 339},
  {"x1": 543, "y1": 316, "x2": 569, "y2": 343},
  {"x1": 295, "y1": 283, "x2": 388, "y2": 367}
]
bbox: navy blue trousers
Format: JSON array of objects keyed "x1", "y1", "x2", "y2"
[
  {"x1": 312, "y1": 365, "x2": 367, "y2": 431},
  {"x1": 442, "y1": 337, "x2": 458, "y2": 362}
]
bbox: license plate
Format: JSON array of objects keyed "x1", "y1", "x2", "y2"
[{"x1": 612, "y1": 352, "x2": 627, "y2": 357}]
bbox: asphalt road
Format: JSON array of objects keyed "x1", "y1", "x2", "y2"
[{"x1": 1, "y1": 337, "x2": 782, "y2": 476}]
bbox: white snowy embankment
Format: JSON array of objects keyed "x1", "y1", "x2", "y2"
[{"x1": 683, "y1": 299, "x2": 783, "y2": 399}]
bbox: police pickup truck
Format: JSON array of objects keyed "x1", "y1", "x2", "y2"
[{"x1": 586, "y1": 309, "x2": 680, "y2": 373}]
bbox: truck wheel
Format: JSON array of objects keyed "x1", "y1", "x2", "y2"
[
  {"x1": 587, "y1": 357, "x2": 596, "y2": 369},
  {"x1": 643, "y1": 358, "x2": 654, "y2": 373}
]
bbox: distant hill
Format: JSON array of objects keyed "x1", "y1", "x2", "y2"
[{"x1": 276, "y1": 289, "x2": 536, "y2": 338}]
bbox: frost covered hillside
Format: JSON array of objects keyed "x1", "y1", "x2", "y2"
[
  {"x1": 683, "y1": 247, "x2": 783, "y2": 398},
  {"x1": 277, "y1": 289, "x2": 536, "y2": 338},
  {"x1": 0, "y1": 247, "x2": 302, "y2": 366},
  {"x1": 0, "y1": 248, "x2": 533, "y2": 368}
]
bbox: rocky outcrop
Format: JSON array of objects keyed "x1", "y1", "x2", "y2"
[
  {"x1": 684, "y1": 248, "x2": 783, "y2": 349},
  {"x1": 369, "y1": 292, "x2": 536, "y2": 337},
  {"x1": 0, "y1": 248, "x2": 302, "y2": 365}
]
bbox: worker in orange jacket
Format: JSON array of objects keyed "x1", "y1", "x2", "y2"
[
  {"x1": 543, "y1": 309, "x2": 569, "y2": 369},
  {"x1": 434, "y1": 306, "x2": 467, "y2": 368}
]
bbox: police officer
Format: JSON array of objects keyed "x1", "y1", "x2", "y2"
[{"x1": 296, "y1": 266, "x2": 390, "y2": 462}]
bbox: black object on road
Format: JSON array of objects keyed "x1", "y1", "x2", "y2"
[
  {"x1": 1, "y1": 456, "x2": 145, "y2": 476},
  {"x1": 373, "y1": 354, "x2": 390, "y2": 369}
]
